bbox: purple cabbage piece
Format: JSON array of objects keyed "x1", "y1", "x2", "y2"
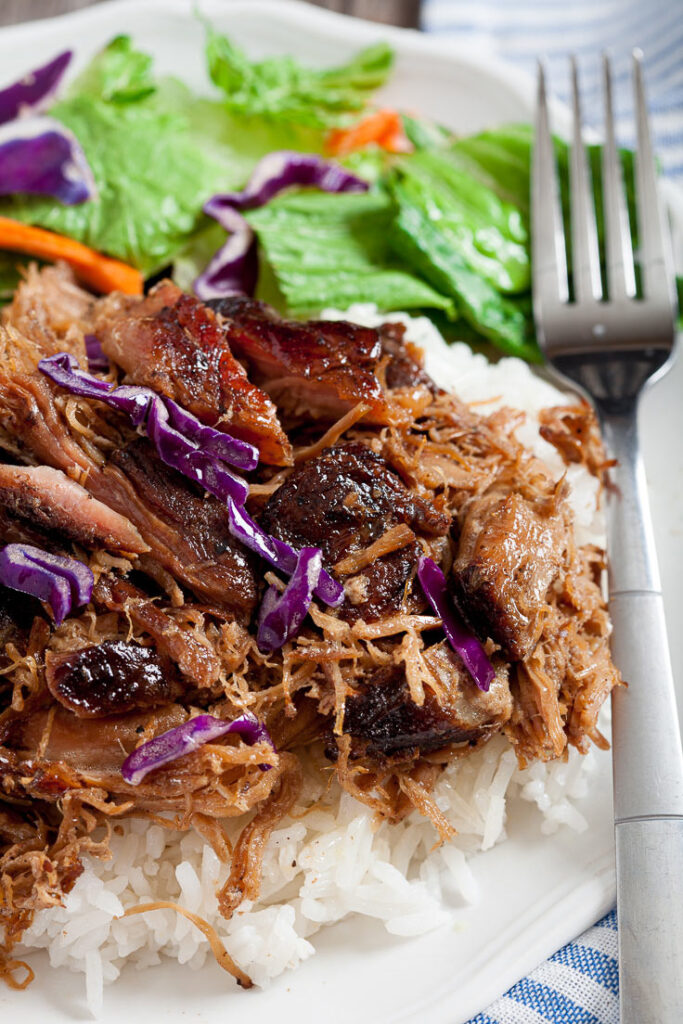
[
  {"x1": 194, "y1": 151, "x2": 369, "y2": 299},
  {"x1": 416, "y1": 555, "x2": 495, "y2": 692},
  {"x1": 0, "y1": 116, "x2": 95, "y2": 205},
  {"x1": 38, "y1": 353, "x2": 255, "y2": 505},
  {"x1": 227, "y1": 498, "x2": 344, "y2": 608},
  {"x1": 84, "y1": 334, "x2": 109, "y2": 372},
  {"x1": 121, "y1": 711, "x2": 275, "y2": 786},
  {"x1": 145, "y1": 396, "x2": 249, "y2": 505},
  {"x1": 0, "y1": 51, "x2": 72, "y2": 125},
  {"x1": 257, "y1": 547, "x2": 322, "y2": 652},
  {"x1": 210, "y1": 151, "x2": 370, "y2": 212},
  {"x1": 0, "y1": 542, "x2": 93, "y2": 626},
  {"x1": 193, "y1": 207, "x2": 258, "y2": 302},
  {"x1": 165, "y1": 397, "x2": 257, "y2": 471}
]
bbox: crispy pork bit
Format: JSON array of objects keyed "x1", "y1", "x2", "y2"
[
  {"x1": 94, "y1": 282, "x2": 292, "y2": 466},
  {"x1": 0, "y1": 464, "x2": 147, "y2": 554},
  {"x1": 451, "y1": 487, "x2": 568, "y2": 662},
  {"x1": 105, "y1": 440, "x2": 258, "y2": 619},
  {"x1": 339, "y1": 652, "x2": 511, "y2": 758},
  {"x1": 92, "y1": 575, "x2": 221, "y2": 689},
  {"x1": 539, "y1": 402, "x2": 614, "y2": 481},
  {"x1": 261, "y1": 442, "x2": 449, "y2": 621},
  {"x1": 45, "y1": 640, "x2": 177, "y2": 718},
  {"x1": 210, "y1": 296, "x2": 413, "y2": 425},
  {"x1": 377, "y1": 321, "x2": 438, "y2": 393}
]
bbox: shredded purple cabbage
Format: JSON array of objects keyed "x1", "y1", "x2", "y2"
[
  {"x1": 416, "y1": 555, "x2": 495, "y2": 692},
  {"x1": 164, "y1": 397, "x2": 257, "y2": 471},
  {"x1": 257, "y1": 547, "x2": 322, "y2": 652},
  {"x1": 0, "y1": 51, "x2": 72, "y2": 125},
  {"x1": 210, "y1": 151, "x2": 370, "y2": 212},
  {"x1": 121, "y1": 712, "x2": 275, "y2": 786},
  {"x1": 0, "y1": 116, "x2": 95, "y2": 205},
  {"x1": 194, "y1": 151, "x2": 369, "y2": 299},
  {"x1": 227, "y1": 498, "x2": 344, "y2": 608},
  {"x1": 38, "y1": 352, "x2": 256, "y2": 504},
  {"x1": 0, "y1": 543, "x2": 93, "y2": 625},
  {"x1": 84, "y1": 334, "x2": 109, "y2": 372},
  {"x1": 193, "y1": 207, "x2": 258, "y2": 302}
]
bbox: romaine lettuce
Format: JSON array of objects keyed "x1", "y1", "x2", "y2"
[
  {"x1": 205, "y1": 23, "x2": 393, "y2": 128},
  {"x1": 246, "y1": 189, "x2": 455, "y2": 316}
]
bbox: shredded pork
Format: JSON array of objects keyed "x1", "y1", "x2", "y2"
[{"x1": 0, "y1": 265, "x2": 622, "y2": 986}]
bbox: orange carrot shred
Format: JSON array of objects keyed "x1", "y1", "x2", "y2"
[
  {"x1": 326, "y1": 109, "x2": 412, "y2": 158},
  {"x1": 0, "y1": 216, "x2": 143, "y2": 295}
]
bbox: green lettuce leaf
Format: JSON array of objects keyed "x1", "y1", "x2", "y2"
[
  {"x1": 389, "y1": 180, "x2": 538, "y2": 361},
  {"x1": 205, "y1": 23, "x2": 393, "y2": 128},
  {"x1": 69, "y1": 33, "x2": 156, "y2": 104},
  {"x1": 246, "y1": 189, "x2": 455, "y2": 316},
  {"x1": 390, "y1": 149, "x2": 529, "y2": 293}
]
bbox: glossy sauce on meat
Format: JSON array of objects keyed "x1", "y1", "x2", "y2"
[
  {"x1": 107, "y1": 440, "x2": 258, "y2": 618},
  {"x1": 451, "y1": 488, "x2": 568, "y2": 661},
  {"x1": 261, "y1": 442, "x2": 449, "y2": 621},
  {"x1": 95, "y1": 283, "x2": 292, "y2": 465},
  {"x1": 337, "y1": 652, "x2": 511, "y2": 758},
  {"x1": 211, "y1": 296, "x2": 403, "y2": 425},
  {"x1": 45, "y1": 640, "x2": 176, "y2": 718}
]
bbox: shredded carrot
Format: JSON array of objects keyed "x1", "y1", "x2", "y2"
[
  {"x1": 0, "y1": 216, "x2": 143, "y2": 295},
  {"x1": 326, "y1": 109, "x2": 413, "y2": 157}
]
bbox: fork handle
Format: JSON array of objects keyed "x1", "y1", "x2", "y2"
[{"x1": 600, "y1": 409, "x2": 683, "y2": 1023}]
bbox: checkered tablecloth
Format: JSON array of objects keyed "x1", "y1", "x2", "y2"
[{"x1": 420, "y1": 1, "x2": 682, "y2": 1020}]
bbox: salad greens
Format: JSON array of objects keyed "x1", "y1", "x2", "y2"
[
  {"x1": 205, "y1": 23, "x2": 393, "y2": 128},
  {"x1": 246, "y1": 189, "x2": 455, "y2": 316},
  {"x1": 0, "y1": 26, "x2": 677, "y2": 360},
  {"x1": 0, "y1": 36, "x2": 326, "y2": 276}
]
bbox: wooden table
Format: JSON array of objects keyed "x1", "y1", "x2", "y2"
[{"x1": 0, "y1": 0, "x2": 419, "y2": 29}]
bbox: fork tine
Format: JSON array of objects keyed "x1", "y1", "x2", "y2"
[
  {"x1": 568, "y1": 56, "x2": 602, "y2": 302},
  {"x1": 632, "y1": 50, "x2": 676, "y2": 307},
  {"x1": 602, "y1": 53, "x2": 636, "y2": 299},
  {"x1": 532, "y1": 62, "x2": 569, "y2": 308}
]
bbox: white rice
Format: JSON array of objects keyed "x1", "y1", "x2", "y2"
[{"x1": 15, "y1": 306, "x2": 605, "y2": 1013}]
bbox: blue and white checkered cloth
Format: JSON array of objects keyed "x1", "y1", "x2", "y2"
[
  {"x1": 419, "y1": 2, "x2": 683, "y2": 1020},
  {"x1": 422, "y1": 0, "x2": 683, "y2": 184}
]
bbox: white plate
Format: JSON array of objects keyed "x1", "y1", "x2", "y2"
[{"x1": 0, "y1": 2, "x2": 680, "y2": 1021}]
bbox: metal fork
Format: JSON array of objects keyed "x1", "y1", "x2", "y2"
[{"x1": 533, "y1": 54, "x2": 683, "y2": 1023}]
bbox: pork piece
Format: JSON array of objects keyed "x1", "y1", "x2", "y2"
[
  {"x1": 0, "y1": 703, "x2": 276, "y2": 818},
  {"x1": 339, "y1": 653, "x2": 511, "y2": 758},
  {"x1": 92, "y1": 575, "x2": 221, "y2": 689},
  {"x1": 104, "y1": 440, "x2": 257, "y2": 618},
  {"x1": 261, "y1": 442, "x2": 449, "y2": 621},
  {"x1": 2, "y1": 263, "x2": 93, "y2": 359},
  {"x1": 0, "y1": 464, "x2": 147, "y2": 555},
  {"x1": 451, "y1": 487, "x2": 568, "y2": 661},
  {"x1": 209, "y1": 296, "x2": 408, "y2": 426},
  {"x1": 94, "y1": 282, "x2": 291, "y2": 466},
  {"x1": 0, "y1": 355, "x2": 256, "y2": 620},
  {"x1": 377, "y1": 320, "x2": 438, "y2": 393},
  {"x1": 45, "y1": 640, "x2": 177, "y2": 719},
  {"x1": 0, "y1": 803, "x2": 37, "y2": 845}
]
